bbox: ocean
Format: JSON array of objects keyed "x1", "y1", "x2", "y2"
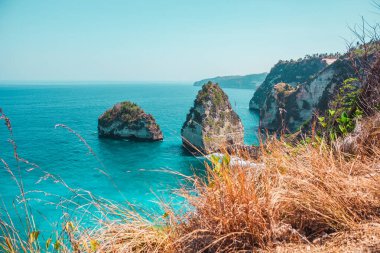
[{"x1": 0, "y1": 83, "x2": 260, "y2": 234}]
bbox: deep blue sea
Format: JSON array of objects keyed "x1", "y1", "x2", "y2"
[{"x1": 0, "y1": 83, "x2": 259, "y2": 234}]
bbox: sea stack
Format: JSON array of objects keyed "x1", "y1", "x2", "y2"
[
  {"x1": 181, "y1": 82, "x2": 244, "y2": 154},
  {"x1": 98, "y1": 101, "x2": 163, "y2": 141}
]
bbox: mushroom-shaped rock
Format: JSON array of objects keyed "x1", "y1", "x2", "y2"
[
  {"x1": 181, "y1": 82, "x2": 244, "y2": 154},
  {"x1": 98, "y1": 101, "x2": 163, "y2": 141}
]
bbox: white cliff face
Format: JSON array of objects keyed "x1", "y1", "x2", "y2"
[
  {"x1": 98, "y1": 101, "x2": 163, "y2": 141},
  {"x1": 291, "y1": 67, "x2": 336, "y2": 126},
  {"x1": 181, "y1": 82, "x2": 244, "y2": 154},
  {"x1": 181, "y1": 106, "x2": 204, "y2": 149},
  {"x1": 258, "y1": 58, "x2": 355, "y2": 132},
  {"x1": 302, "y1": 68, "x2": 335, "y2": 108},
  {"x1": 249, "y1": 57, "x2": 328, "y2": 111}
]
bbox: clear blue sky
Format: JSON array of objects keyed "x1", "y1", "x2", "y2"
[{"x1": 0, "y1": 0, "x2": 378, "y2": 82}]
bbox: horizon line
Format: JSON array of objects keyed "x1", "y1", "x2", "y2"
[{"x1": 0, "y1": 80, "x2": 195, "y2": 85}]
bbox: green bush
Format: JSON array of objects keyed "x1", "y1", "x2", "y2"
[{"x1": 318, "y1": 78, "x2": 362, "y2": 140}]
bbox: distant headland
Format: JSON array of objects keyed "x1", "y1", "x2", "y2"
[{"x1": 193, "y1": 73, "x2": 267, "y2": 89}]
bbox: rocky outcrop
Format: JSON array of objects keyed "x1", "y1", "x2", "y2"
[
  {"x1": 181, "y1": 82, "x2": 244, "y2": 154},
  {"x1": 98, "y1": 101, "x2": 163, "y2": 141},
  {"x1": 260, "y1": 82, "x2": 297, "y2": 130},
  {"x1": 249, "y1": 56, "x2": 329, "y2": 111},
  {"x1": 336, "y1": 113, "x2": 380, "y2": 155},
  {"x1": 259, "y1": 58, "x2": 354, "y2": 132},
  {"x1": 194, "y1": 73, "x2": 267, "y2": 89}
]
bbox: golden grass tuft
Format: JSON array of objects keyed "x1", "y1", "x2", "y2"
[{"x1": 80, "y1": 214, "x2": 173, "y2": 253}]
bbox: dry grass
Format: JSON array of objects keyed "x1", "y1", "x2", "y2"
[
  {"x1": 170, "y1": 134, "x2": 380, "y2": 252},
  {"x1": 1, "y1": 111, "x2": 380, "y2": 252},
  {"x1": 270, "y1": 222, "x2": 380, "y2": 252},
  {"x1": 169, "y1": 113, "x2": 380, "y2": 252},
  {"x1": 73, "y1": 204, "x2": 174, "y2": 253}
]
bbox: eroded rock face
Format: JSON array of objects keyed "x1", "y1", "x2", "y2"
[
  {"x1": 181, "y1": 82, "x2": 244, "y2": 154},
  {"x1": 249, "y1": 57, "x2": 328, "y2": 111},
  {"x1": 260, "y1": 82, "x2": 297, "y2": 130},
  {"x1": 259, "y1": 58, "x2": 354, "y2": 132},
  {"x1": 98, "y1": 101, "x2": 163, "y2": 141},
  {"x1": 336, "y1": 113, "x2": 380, "y2": 155},
  {"x1": 247, "y1": 53, "x2": 357, "y2": 132}
]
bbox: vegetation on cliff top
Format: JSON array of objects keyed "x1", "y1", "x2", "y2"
[
  {"x1": 99, "y1": 101, "x2": 145, "y2": 125},
  {"x1": 183, "y1": 81, "x2": 229, "y2": 128},
  {"x1": 195, "y1": 81, "x2": 229, "y2": 108}
]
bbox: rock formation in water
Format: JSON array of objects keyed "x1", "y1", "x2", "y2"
[
  {"x1": 194, "y1": 73, "x2": 267, "y2": 89},
  {"x1": 98, "y1": 101, "x2": 163, "y2": 141},
  {"x1": 181, "y1": 82, "x2": 244, "y2": 154}
]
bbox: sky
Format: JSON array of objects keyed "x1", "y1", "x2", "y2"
[{"x1": 0, "y1": 0, "x2": 379, "y2": 82}]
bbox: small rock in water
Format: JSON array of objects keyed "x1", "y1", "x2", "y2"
[{"x1": 98, "y1": 101, "x2": 163, "y2": 141}]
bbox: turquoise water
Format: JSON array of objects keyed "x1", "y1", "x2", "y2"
[{"x1": 0, "y1": 83, "x2": 259, "y2": 233}]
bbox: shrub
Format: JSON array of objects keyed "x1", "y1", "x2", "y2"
[{"x1": 317, "y1": 78, "x2": 363, "y2": 140}]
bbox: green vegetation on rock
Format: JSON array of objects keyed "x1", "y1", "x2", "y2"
[
  {"x1": 98, "y1": 101, "x2": 163, "y2": 140},
  {"x1": 196, "y1": 81, "x2": 228, "y2": 108},
  {"x1": 99, "y1": 101, "x2": 146, "y2": 125},
  {"x1": 317, "y1": 78, "x2": 363, "y2": 140},
  {"x1": 181, "y1": 81, "x2": 244, "y2": 153}
]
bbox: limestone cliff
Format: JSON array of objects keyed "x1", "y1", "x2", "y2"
[
  {"x1": 98, "y1": 101, "x2": 163, "y2": 141},
  {"x1": 258, "y1": 57, "x2": 355, "y2": 132},
  {"x1": 249, "y1": 56, "x2": 328, "y2": 111},
  {"x1": 181, "y1": 82, "x2": 244, "y2": 154}
]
